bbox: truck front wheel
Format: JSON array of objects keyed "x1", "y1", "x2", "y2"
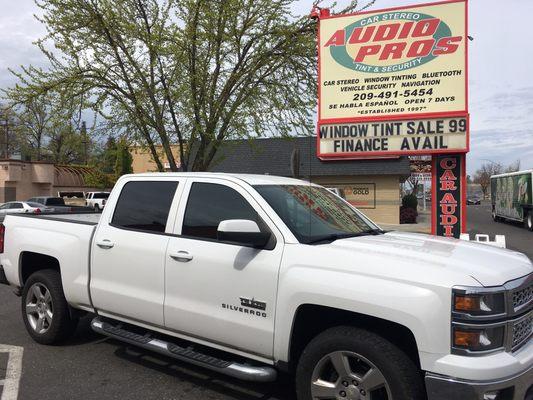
[
  {"x1": 296, "y1": 326, "x2": 425, "y2": 400},
  {"x1": 21, "y1": 269, "x2": 78, "y2": 345}
]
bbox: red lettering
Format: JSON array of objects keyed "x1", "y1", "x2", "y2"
[
  {"x1": 374, "y1": 23, "x2": 401, "y2": 41},
  {"x1": 441, "y1": 169, "x2": 457, "y2": 181},
  {"x1": 348, "y1": 26, "x2": 375, "y2": 44},
  {"x1": 440, "y1": 203, "x2": 457, "y2": 214},
  {"x1": 433, "y1": 36, "x2": 462, "y2": 55},
  {"x1": 440, "y1": 215, "x2": 458, "y2": 225},
  {"x1": 440, "y1": 180, "x2": 457, "y2": 191},
  {"x1": 440, "y1": 158, "x2": 457, "y2": 170},
  {"x1": 441, "y1": 193, "x2": 457, "y2": 204},
  {"x1": 325, "y1": 30, "x2": 346, "y2": 47},
  {"x1": 412, "y1": 18, "x2": 441, "y2": 37},
  {"x1": 379, "y1": 43, "x2": 407, "y2": 60},
  {"x1": 406, "y1": 39, "x2": 435, "y2": 58},
  {"x1": 398, "y1": 21, "x2": 414, "y2": 39},
  {"x1": 443, "y1": 225, "x2": 455, "y2": 237},
  {"x1": 354, "y1": 45, "x2": 381, "y2": 62}
]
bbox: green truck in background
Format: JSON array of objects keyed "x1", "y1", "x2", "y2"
[{"x1": 491, "y1": 170, "x2": 533, "y2": 231}]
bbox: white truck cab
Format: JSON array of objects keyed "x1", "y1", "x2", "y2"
[
  {"x1": 85, "y1": 191, "x2": 110, "y2": 212},
  {"x1": 0, "y1": 173, "x2": 531, "y2": 400}
]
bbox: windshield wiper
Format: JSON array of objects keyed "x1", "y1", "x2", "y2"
[{"x1": 306, "y1": 229, "x2": 384, "y2": 245}]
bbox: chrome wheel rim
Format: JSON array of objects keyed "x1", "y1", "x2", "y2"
[
  {"x1": 528, "y1": 215, "x2": 532, "y2": 229},
  {"x1": 311, "y1": 351, "x2": 392, "y2": 400},
  {"x1": 26, "y1": 283, "x2": 53, "y2": 334}
]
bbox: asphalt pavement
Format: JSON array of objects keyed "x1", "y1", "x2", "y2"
[
  {"x1": 466, "y1": 202, "x2": 533, "y2": 261},
  {"x1": 1, "y1": 202, "x2": 532, "y2": 400}
]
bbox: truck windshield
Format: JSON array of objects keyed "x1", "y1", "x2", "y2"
[{"x1": 254, "y1": 185, "x2": 382, "y2": 244}]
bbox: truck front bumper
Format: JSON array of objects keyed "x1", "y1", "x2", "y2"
[{"x1": 425, "y1": 365, "x2": 533, "y2": 400}]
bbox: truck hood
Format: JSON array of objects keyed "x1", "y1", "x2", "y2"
[{"x1": 329, "y1": 231, "x2": 532, "y2": 287}]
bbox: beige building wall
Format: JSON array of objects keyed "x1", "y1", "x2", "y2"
[
  {"x1": 0, "y1": 160, "x2": 55, "y2": 202},
  {"x1": 311, "y1": 175, "x2": 401, "y2": 224},
  {"x1": 131, "y1": 145, "x2": 181, "y2": 173}
]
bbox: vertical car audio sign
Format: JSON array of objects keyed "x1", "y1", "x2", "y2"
[{"x1": 317, "y1": 0, "x2": 468, "y2": 158}]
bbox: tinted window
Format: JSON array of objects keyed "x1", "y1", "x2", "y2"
[
  {"x1": 45, "y1": 198, "x2": 66, "y2": 206},
  {"x1": 93, "y1": 193, "x2": 109, "y2": 199},
  {"x1": 10, "y1": 203, "x2": 24, "y2": 209},
  {"x1": 182, "y1": 183, "x2": 259, "y2": 240},
  {"x1": 27, "y1": 202, "x2": 43, "y2": 208},
  {"x1": 112, "y1": 181, "x2": 178, "y2": 233}
]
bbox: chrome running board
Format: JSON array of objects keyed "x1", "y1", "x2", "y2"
[{"x1": 90, "y1": 317, "x2": 277, "y2": 382}]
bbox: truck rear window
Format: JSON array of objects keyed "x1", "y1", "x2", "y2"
[{"x1": 111, "y1": 181, "x2": 178, "y2": 233}]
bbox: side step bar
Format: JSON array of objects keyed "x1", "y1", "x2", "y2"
[{"x1": 90, "y1": 317, "x2": 277, "y2": 382}]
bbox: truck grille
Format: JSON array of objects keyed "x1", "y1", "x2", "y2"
[
  {"x1": 512, "y1": 312, "x2": 533, "y2": 351},
  {"x1": 512, "y1": 284, "x2": 533, "y2": 312}
]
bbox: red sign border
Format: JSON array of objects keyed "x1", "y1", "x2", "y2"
[{"x1": 316, "y1": 0, "x2": 469, "y2": 160}]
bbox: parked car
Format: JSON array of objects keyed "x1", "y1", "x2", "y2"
[
  {"x1": 0, "y1": 201, "x2": 49, "y2": 215},
  {"x1": 466, "y1": 196, "x2": 481, "y2": 205},
  {"x1": 85, "y1": 191, "x2": 110, "y2": 211},
  {"x1": 28, "y1": 196, "x2": 92, "y2": 213},
  {"x1": 1, "y1": 173, "x2": 532, "y2": 400}
]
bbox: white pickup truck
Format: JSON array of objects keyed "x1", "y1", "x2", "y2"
[{"x1": 0, "y1": 173, "x2": 531, "y2": 400}]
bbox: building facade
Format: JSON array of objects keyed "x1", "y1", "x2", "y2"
[
  {"x1": 129, "y1": 137, "x2": 410, "y2": 224},
  {"x1": 0, "y1": 159, "x2": 104, "y2": 202}
]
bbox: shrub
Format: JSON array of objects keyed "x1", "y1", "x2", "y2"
[
  {"x1": 400, "y1": 206, "x2": 418, "y2": 224},
  {"x1": 402, "y1": 194, "x2": 418, "y2": 211}
]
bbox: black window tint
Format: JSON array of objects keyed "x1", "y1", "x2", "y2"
[
  {"x1": 182, "y1": 183, "x2": 259, "y2": 240},
  {"x1": 112, "y1": 181, "x2": 178, "y2": 233},
  {"x1": 46, "y1": 198, "x2": 65, "y2": 206},
  {"x1": 10, "y1": 203, "x2": 24, "y2": 209}
]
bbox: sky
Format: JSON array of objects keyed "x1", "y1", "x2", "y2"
[{"x1": 1, "y1": 0, "x2": 532, "y2": 174}]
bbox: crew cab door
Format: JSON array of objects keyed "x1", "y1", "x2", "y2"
[
  {"x1": 90, "y1": 177, "x2": 184, "y2": 326},
  {"x1": 164, "y1": 178, "x2": 284, "y2": 357}
]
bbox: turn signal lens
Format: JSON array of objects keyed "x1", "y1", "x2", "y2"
[
  {"x1": 454, "y1": 330, "x2": 480, "y2": 347},
  {"x1": 452, "y1": 290, "x2": 505, "y2": 317},
  {"x1": 452, "y1": 326, "x2": 505, "y2": 352},
  {"x1": 454, "y1": 295, "x2": 481, "y2": 312}
]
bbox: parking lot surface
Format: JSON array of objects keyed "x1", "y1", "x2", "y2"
[{"x1": 1, "y1": 202, "x2": 531, "y2": 400}]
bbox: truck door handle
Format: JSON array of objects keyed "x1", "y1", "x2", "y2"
[
  {"x1": 96, "y1": 239, "x2": 114, "y2": 250},
  {"x1": 169, "y1": 251, "x2": 193, "y2": 262}
]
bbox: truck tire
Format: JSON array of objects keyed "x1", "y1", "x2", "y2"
[
  {"x1": 21, "y1": 269, "x2": 78, "y2": 345},
  {"x1": 296, "y1": 326, "x2": 425, "y2": 400},
  {"x1": 94, "y1": 204, "x2": 100, "y2": 212}
]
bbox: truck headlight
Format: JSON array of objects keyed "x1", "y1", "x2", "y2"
[
  {"x1": 452, "y1": 289, "x2": 506, "y2": 319},
  {"x1": 452, "y1": 324, "x2": 506, "y2": 353}
]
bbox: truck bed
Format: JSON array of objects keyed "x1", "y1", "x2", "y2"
[
  {"x1": 1, "y1": 212, "x2": 99, "y2": 311},
  {"x1": 9, "y1": 212, "x2": 102, "y2": 225}
]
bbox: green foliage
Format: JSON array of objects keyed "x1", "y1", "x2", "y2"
[
  {"x1": 402, "y1": 194, "x2": 418, "y2": 210},
  {"x1": 2, "y1": 0, "x2": 367, "y2": 171},
  {"x1": 85, "y1": 169, "x2": 115, "y2": 190},
  {"x1": 115, "y1": 139, "x2": 133, "y2": 177}
]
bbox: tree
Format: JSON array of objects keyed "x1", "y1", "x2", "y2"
[
  {"x1": 115, "y1": 139, "x2": 133, "y2": 177},
  {"x1": 4, "y1": 0, "x2": 367, "y2": 171},
  {"x1": 473, "y1": 162, "x2": 502, "y2": 199},
  {"x1": 505, "y1": 159, "x2": 521, "y2": 173}
]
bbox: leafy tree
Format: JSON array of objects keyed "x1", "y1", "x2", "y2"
[
  {"x1": 115, "y1": 139, "x2": 133, "y2": 177},
  {"x1": 102, "y1": 136, "x2": 118, "y2": 174},
  {"x1": 4, "y1": 0, "x2": 366, "y2": 171}
]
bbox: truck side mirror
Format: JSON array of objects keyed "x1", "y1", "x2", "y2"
[{"x1": 217, "y1": 219, "x2": 271, "y2": 248}]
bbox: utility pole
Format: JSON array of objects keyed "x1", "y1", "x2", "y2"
[{"x1": 81, "y1": 121, "x2": 88, "y2": 164}]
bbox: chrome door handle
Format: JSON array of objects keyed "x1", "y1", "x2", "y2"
[
  {"x1": 96, "y1": 239, "x2": 114, "y2": 249},
  {"x1": 169, "y1": 251, "x2": 193, "y2": 262}
]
